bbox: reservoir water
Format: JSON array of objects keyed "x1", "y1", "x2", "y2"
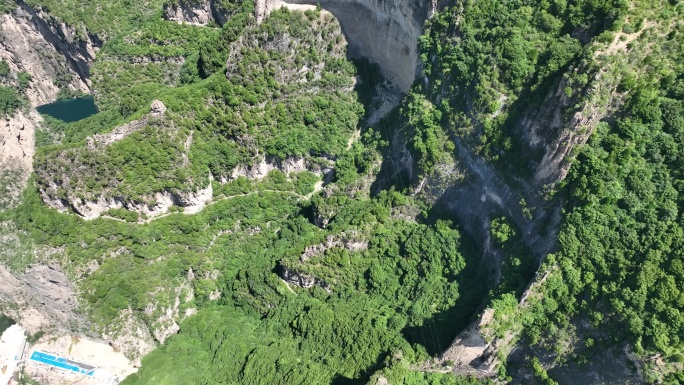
[{"x1": 37, "y1": 96, "x2": 97, "y2": 122}]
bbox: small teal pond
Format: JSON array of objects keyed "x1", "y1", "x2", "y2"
[{"x1": 37, "y1": 96, "x2": 98, "y2": 122}]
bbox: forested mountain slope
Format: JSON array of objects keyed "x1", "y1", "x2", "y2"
[{"x1": 0, "y1": 0, "x2": 682, "y2": 384}]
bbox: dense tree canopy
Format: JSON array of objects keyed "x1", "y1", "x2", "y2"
[{"x1": 3, "y1": 0, "x2": 683, "y2": 384}]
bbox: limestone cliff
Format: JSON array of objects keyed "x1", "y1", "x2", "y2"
[
  {"x1": 0, "y1": 2, "x2": 96, "y2": 210},
  {"x1": 0, "y1": 262, "x2": 88, "y2": 335},
  {"x1": 163, "y1": 0, "x2": 252, "y2": 26},
  {"x1": 163, "y1": 0, "x2": 215, "y2": 25},
  {"x1": 257, "y1": 0, "x2": 439, "y2": 94},
  {"x1": 13, "y1": 0, "x2": 99, "y2": 89},
  {"x1": 519, "y1": 64, "x2": 620, "y2": 188},
  {"x1": 0, "y1": 111, "x2": 37, "y2": 209}
]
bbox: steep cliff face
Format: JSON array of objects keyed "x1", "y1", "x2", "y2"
[
  {"x1": 0, "y1": 3, "x2": 95, "y2": 210},
  {"x1": 431, "y1": 67, "x2": 624, "y2": 378},
  {"x1": 0, "y1": 111, "x2": 37, "y2": 209},
  {"x1": 0, "y1": 0, "x2": 105, "y2": 349},
  {"x1": 163, "y1": 0, "x2": 243, "y2": 26},
  {"x1": 257, "y1": 0, "x2": 438, "y2": 94},
  {"x1": 163, "y1": 0, "x2": 215, "y2": 25},
  {"x1": 519, "y1": 66, "x2": 619, "y2": 188},
  {"x1": 0, "y1": 4, "x2": 92, "y2": 108},
  {"x1": 0, "y1": 262, "x2": 88, "y2": 334},
  {"x1": 14, "y1": 0, "x2": 99, "y2": 87}
]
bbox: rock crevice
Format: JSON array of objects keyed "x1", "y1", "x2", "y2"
[
  {"x1": 16, "y1": 0, "x2": 100, "y2": 86},
  {"x1": 0, "y1": 262, "x2": 88, "y2": 334}
]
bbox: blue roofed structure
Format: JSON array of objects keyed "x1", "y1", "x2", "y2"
[{"x1": 29, "y1": 350, "x2": 96, "y2": 377}]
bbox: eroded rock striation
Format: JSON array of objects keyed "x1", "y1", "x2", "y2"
[
  {"x1": 163, "y1": 0, "x2": 248, "y2": 26},
  {"x1": 14, "y1": 0, "x2": 100, "y2": 87},
  {"x1": 0, "y1": 2, "x2": 96, "y2": 208},
  {"x1": 163, "y1": 0, "x2": 215, "y2": 25},
  {"x1": 257, "y1": 0, "x2": 439, "y2": 94},
  {"x1": 0, "y1": 262, "x2": 88, "y2": 334}
]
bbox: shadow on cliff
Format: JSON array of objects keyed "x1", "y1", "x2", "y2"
[
  {"x1": 330, "y1": 362, "x2": 385, "y2": 385},
  {"x1": 349, "y1": 56, "x2": 417, "y2": 194},
  {"x1": 368, "y1": 107, "x2": 418, "y2": 195},
  {"x1": 402, "y1": 228, "x2": 490, "y2": 356},
  {"x1": 351, "y1": 58, "x2": 385, "y2": 124}
]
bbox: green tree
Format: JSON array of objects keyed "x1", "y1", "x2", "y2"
[
  {"x1": 0, "y1": 60, "x2": 9, "y2": 77},
  {"x1": 0, "y1": 86, "x2": 20, "y2": 116}
]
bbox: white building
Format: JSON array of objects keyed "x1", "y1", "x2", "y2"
[{"x1": 0, "y1": 325, "x2": 27, "y2": 385}]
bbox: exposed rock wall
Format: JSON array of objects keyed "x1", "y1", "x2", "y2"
[
  {"x1": 45, "y1": 183, "x2": 215, "y2": 221},
  {"x1": 278, "y1": 231, "x2": 369, "y2": 291},
  {"x1": 163, "y1": 0, "x2": 214, "y2": 25},
  {"x1": 280, "y1": 266, "x2": 331, "y2": 290},
  {"x1": 228, "y1": 156, "x2": 310, "y2": 181},
  {"x1": 439, "y1": 309, "x2": 497, "y2": 375},
  {"x1": 163, "y1": 0, "x2": 244, "y2": 26},
  {"x1": 0, "y1": 2, "x2": 96, "y2": 208},
  {"x1": 40, "y1": 171, "x2": 215, "y2": 221},
  {"x1": 104, "y1": 308, "x2": 157, "y2": 364},
  {"x1": 0, "y1": 263, "x2": 88, "y2": 334},
  {"x1": 257, "y1": 0, "x2": 439, "y2": 93},
  {"x1": 439, "y1": 270, "x2": 554, "y2": 376},
  {"x1": 0, "y1": 9, "x2": 90, "y2": 108},
  {"x1": 15, "y1": 0, "x2": 99, "y2": 86},
  {"x1": 0, "y1": 111, "x2": 37, "y2": 209},
  {"x1": 518, "y1": 67, "x2": 618, "y2": 188},
  {"x1": 299, "y1": 232, "x2": 368, "y2": 261}
]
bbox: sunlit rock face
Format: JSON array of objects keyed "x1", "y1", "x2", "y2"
[{"x1": 259, "y1": 0, "x2": 437, "y2": 93}]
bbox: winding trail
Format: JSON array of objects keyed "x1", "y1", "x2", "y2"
[
  {"x1": 101, "y1": 182, "x2": 324, "y2": 225},
  {"x1": 142, "y1": 185, "x2": 322, "y2": 224}
]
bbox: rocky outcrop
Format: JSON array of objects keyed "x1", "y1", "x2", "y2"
[
  {"x1": 149, "y1": 99, "x2": 167, "y2": 115},
  {"x1": 439, "y1": 269, "x2": 554, "y2": 377},
  {"x1": 228, "y1": 156, "x2": 310, "y2": 181},
  {"x1": 163, "y1": 0, "x2": 243, "y2": 26},
  {"x1": 256, "y1": 0, "x2": 319, "y2": 22},
  {"x1": 104, "y1": 308, "x2": 157, "y2": 364},
  {"x1": 0, "y1": 111, "x2": 36, "y2": 167},
  {"x1": 0, "y1": 262, "x2": 88, "y2": 335},
  {"x1": 299, "y1": 232, "x2": 368, "y2": 261},
  {"x1": 85, "y1": 100, "x2": 165, "y2": 149},
  {"x1": 256, "y1": 0, "x2": 440, "y2": 93},
  {"x1": 86, "y1": 117, "x2": 148, "y2": 150},
  {"x1": 14, "y1": 0, "x2": 99, "y2": 86},
  {"x1": 439, "y1": 309, "x2": 498, "y2": 375},
  {"x1": 40, "y1": 178, "x2": 214, "y2": 221},
  {"x1": 0, "y1": 10, "x2": 90, "y2": 108},
  {"x1": 62, "y1": 183, "x2": 213, "y2": 220},
  {"x1": 144, "y1": 297, "x2": 180, "y2": 344},
  {"x1": 279, "y1": 231, "x2": 369, "y2": 291},
  {"x1": 163, "y1": 0, "x2": 214, "y2": 25},
  {"x1": 0, "y1": 111, "x2": 38, "y2": 209},
  {"x1": 519, "y1": 67, "x2": 619, "y2": 188},
  {"x1": 280, "y1": 266, "x2": 330, "y2": 290},
  {"x1": 0, "y1": 2, "x2": 96, "y2": 209}
]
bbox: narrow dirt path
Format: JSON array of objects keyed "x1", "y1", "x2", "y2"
[
  {"x1": 595, "y1": 19, "x2": 653, "y2": 58},
  {"x1": 140, "y1": 188, "x2": 310, "y2": 224}
]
